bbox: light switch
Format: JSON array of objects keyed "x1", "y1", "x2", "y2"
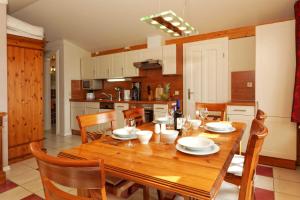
[
  {"x1": 174, "y1": 91, "x2": 180, "y2": 95},
  {"x1": 246, "y1": 82, "x2": 253, "y2": 88}
]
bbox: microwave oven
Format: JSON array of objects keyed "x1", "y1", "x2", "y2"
[{"x1": 82, "y1": 80, "x2": 103, "y2": 90}]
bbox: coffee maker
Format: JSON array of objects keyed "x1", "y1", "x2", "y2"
[{"x1": 131, "y1": 82, "x2": 141, "y2": 101}]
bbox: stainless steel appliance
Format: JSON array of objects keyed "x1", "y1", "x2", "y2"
[
  {"x1": 131, "y1": 104, "x2": 153, "y2": 123},
  {"x1": 132, "y1": 82, "x2": 141, "y2": 101},
  {"x1": 82, "y1": 80, "x2": 103, "y2": 90},
  {"x1": 115, "y1": 87, "x2": 122, "y2": 101},
  {"x1": 86, "y1": 91, "x2": 95, "y2": 100}
]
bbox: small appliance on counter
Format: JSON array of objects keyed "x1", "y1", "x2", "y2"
[
  {"x1": 86, "y1": 91, "x2": 95, "y2": 100},
  {"x1": 132, "y1": 82, "x2": 141, "y2": 101},
  {"x1": 155, "y1": 84, "x2": 163, "y2": 100},
  {"x1": 124, "y1": 90, "x2": 131, "y2": 101},
  {"x1": 115, "y1": 87, "x2": 122, "y2": 101}
]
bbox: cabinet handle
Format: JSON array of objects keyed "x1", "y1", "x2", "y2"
[
  {"x1": 233, "y1": 109, "x2": 247, "y2": 112},
  {"x1": 116, "y1": 106, "x2": 124, "y2": 108},
  {"x1": 155, "y1": 108, "x2": 165, "y2": 110}
]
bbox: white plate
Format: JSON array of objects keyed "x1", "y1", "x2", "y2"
[
  {"x1": 204, "y1": 126, "x2": 236, "y2": 133},
  {"x1": 111, "y1": 134, "x2": 137, "y2": 140},
  {"x1": 176, "y1": 144, "x2": 220, "y2": 156},
  {"x1": 113, "y1": 128, "x2": 140, "y2": 138},
  {"x1": 205, "y1": 122, "x2": 233, "y2": 131},
  {"x1": 177, "y1": 136, "x2": 214, "y2": 151}
]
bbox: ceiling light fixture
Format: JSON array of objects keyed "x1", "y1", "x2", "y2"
[{"x1": 140, "y1": 10, "x2": 198, "y2": 37}]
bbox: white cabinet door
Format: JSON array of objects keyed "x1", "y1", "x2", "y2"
[
  {"x1": 184, "y1": 38, "x2": 229, "y2": 116},
  {"x1": 114, "y1": 103, "x2": 129, "y2": 128},
  {"x1": 85, "y1": 103, "x2": 101, "y2": 132},
  {"x1": 227, "y1": 114, "x2": 253, "y2": 152},
  {"x1": 256, "y1": 20, "x2": 296, "y2": 118},
  {"x1": 154, "y1": 104, "x2": 168, "y2": 120},
  {"x1": 81, "y1": 57, "x2": 95, "y2": 79},
  {"x1": 70, "y1": 102, "x2": 85, "y2": 130},
  {"x1": 140, "y1": 47, "x2": 162, "y2": 61},
  {"x1": 110, "y1": 53, "x2": 124, "y2": 78},
  {"x1": 124, "y1": 50, "x2": 139, "y2": 77},
  {"x1": 162, "y1": 44, "x2": 176, "y2": 75},
  {"x1": 95, "y1": 56, "x2": 110, "y2": 79}
]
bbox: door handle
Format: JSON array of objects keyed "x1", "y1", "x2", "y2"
[{"x1": 188, "y1": 89, "x2": 194, "y2": 100}]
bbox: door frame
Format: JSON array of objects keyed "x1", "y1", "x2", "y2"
[{"x1": 183, "y1": 37, "x2": 229, "y2": 116}]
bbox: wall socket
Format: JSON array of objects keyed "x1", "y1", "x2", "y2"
[
  {"x1": 174, "y1": 90, "x2": 180, "y2": 95},
  {"x1": 246, "y1": 82, "x2": 253, "y2": 88}
]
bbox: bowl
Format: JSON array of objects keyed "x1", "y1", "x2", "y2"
[
  {"x1": 161, "y1": 130, "x2": 179, "y2": 144},
  {"x1": 136, "y1": 131, "x2": 153, "y2": 144},
  {"x1": 113, "y1": 128, "x2": 139, "y2": 138},
  {"x1": 157, "y1": 117, "x2": 168, "y2": 123},
  {"x1": 177, "y1": 136, "x2": 214, "y2": 151},
  {"x1": 189, "y1": 119, "x2": 201, "y2": 130}
]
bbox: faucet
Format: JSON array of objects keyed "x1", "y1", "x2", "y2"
[{"x1": 101, "y1": 92, "x2": 113, "y2": 101}]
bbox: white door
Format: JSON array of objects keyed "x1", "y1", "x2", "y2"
[{"x1": 184, "y1": 38, "x2": 229, "y2": 116}]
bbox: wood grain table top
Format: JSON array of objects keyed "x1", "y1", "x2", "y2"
[{"x1": 59, "y1": 122, "x2": 246, "y2": 199}]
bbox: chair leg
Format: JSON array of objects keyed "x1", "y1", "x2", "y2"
[{"x1": 143, "y1": 186, "x2": 150, "y2": 200}]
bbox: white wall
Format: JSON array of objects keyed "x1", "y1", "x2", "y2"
[
  {"x1": 0, "y1": 2, "x2": 8, "y2": 168},
  {"x1": 45, "y1": 40, "x2": 89, "y2": 136},
  {"x1": 229, "y1": 36, "x2": 255, "y2": 72}
]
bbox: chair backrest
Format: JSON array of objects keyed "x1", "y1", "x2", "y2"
[
  {"x1": 122, "y1": 108, "x2": 145, "y2": 127},
  {"x1": 77, "y1": 110, "x2": 116, "y2": 144},
  {"x1": 239, "y1": 119, "x2": 268, "y2": 200},
  {"x1": 256, "y1": 109, "x2": 267, "y2": 123},
  {"x1": 195, "y1": 102, "x2": 227, "y2": 121},
  {"x1": 29, "y1": 142, "x2": 107, "y2": 200}
]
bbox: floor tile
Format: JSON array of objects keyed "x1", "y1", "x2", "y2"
[
  {"x1": 34, "y1": 189, "x2": 45, "y2": 199},
  {"x1": 256, "y1": 165, "x2": 273, "y2": 177},
  {"x1": 6, "y1": 163, "x2": 35, "y2": 178},
  {"x1": 273, "y1": 167, "x2": 300, "y2": 183},
  {"x1": 0, "y1": 186, "x2": 32, "y2": 200},
  {"x1": 21, "y1": 193, "x2": 44, "y2": 200},
  {"x1": 215, "y1": 181, "x2": 239, "y2": 200},
  {"x1": 0, "y1": 180, "x2": 18, "y2": 193},
  {"x1": 274, "y1": 179, "x2": 300, "y2": 197},
  {"x1": 19, "y1": 158, "x2": 39, "y2": 169},
  {"x1": 275, "y1": 192, "x2": 300, "y2": 200},
  {"x1": 254, "y1": 188, "x2": 274, "y2": 200},
  {"x1": 254, "y1": 175, "x2": 274, "y2": 191},
  {"x1": 21, "y1": 177, "x2": 43, "y2": 193},
  {"x1": 9, "y1": 169, "x2": 40, "y2": 185}
]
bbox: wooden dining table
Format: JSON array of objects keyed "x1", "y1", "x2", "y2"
[{"x1": 58, "y1": 122, "x2": 246, "y2": 200}]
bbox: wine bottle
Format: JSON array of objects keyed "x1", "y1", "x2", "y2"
[{"x1": 174, "y1": 99, "x2": 183, "y2": 131}]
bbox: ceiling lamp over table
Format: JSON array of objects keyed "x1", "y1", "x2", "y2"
[{"x1": 140, "y1": 10, "x2": 198, "y2": 37}]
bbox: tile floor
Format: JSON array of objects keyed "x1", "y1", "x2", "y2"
[{"x1": 0, "y1": 130, "x2": 299, "y2": 200}]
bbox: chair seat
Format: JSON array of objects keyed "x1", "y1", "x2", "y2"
[{"x1": 227, "y1": 154, "x2": 244, "y2": 176}]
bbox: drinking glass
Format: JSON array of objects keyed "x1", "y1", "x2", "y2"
[
  {"x1": 181, "y1": 116, "x2": 192, "y2": 136},
  {"x1": 167, "y1": 108, "x2": 174, "y2": 129},
  {"x1": 125, "y1": 118, "x2": 136, "y2": 147},
  {"x1": 199, "y1": 108, "x2": 209, "y2": 126}
]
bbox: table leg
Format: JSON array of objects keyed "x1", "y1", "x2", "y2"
[{"x1": 143, "y1": 186, "x2": 150, "y2": 200}]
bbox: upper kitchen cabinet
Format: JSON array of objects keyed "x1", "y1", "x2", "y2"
[
  {"x1": 95, "y1": 54, "x2": 112, "y2": 79},
  {"x1": 124, "y1": 50, "x2": 140, "y2": 77},
  {"x1": 81, "y1": 56, "x2": 95, "y2": 79},
  {"x1": 140, "y1": 47, "x2": 162, "y2": 61},
  {"x1": 110, "y1": 52, "x2": 125, "y2": 78},
  {"x1": 162, "y1": 44, "x2": 177, "y2": 75}
]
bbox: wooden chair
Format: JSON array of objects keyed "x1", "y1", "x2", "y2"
[
  {"x1": 77, "y1": 110, "x2": 117, "y2": 144},
  {"x1": 122, "y1": 108, "x2": 145, "y2": 126},
  {"x1": 77, "y1": 111, "x2": 144, "y2": 198},
  {"x1": 195, "y1": 102, "x2": 227, "y2": 121},
  {"x1": 29, "y1": 142, "x2": 107, "y2": 200},
  {"x1": 224, "y1": 119, "x2": 268, "y2": 199},
  {"x1": 256, "y1": 109, "x2": 267, "y2": 123}
]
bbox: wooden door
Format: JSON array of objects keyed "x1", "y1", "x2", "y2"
[
  {"x1": 184, "y1": 38, "x2": 229, "y2": 116},
  {"x1": 7, "y1": 35, "x2": 44, "y2": 162}
]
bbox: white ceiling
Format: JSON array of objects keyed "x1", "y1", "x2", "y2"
[
  {"x1": 9, "y1": 0, "x2": 297, "y2": 52},
  {"x1": 8, "y1": 0, "x2": 39, "y2": 13}
]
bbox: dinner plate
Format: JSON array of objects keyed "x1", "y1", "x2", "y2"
[
  {"x1": 152, "y1": 120, "x2": 168, "y2": 124},
  {"x1": 177, "y1": 136, "x2": 214, "y2": 151},
  {"x1": 111, "y1": 134, "x2": 137, "y2": 140},
  {"x1": 176, "y1": 144, "x2": 220, "y2": 156},
  {"x1": 204, "y1": 126, "x2": 236, "y2": 133},
  {"x1": 113, "y1": 128, "x2": 140, "y2": 138},
  {"x1": 205, "y1": 122, "x2": 233, "y2": 131}
]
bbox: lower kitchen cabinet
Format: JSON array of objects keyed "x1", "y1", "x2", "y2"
[
  {"x1": 227, "y1": 105, "x2": 255, "y2": 152},
  {"x1": 114, "y1": 103, "x2": 129, "y2": 128},
  {"x1": 70, "y1": 102, "x2": 86, "y2": 131},
  {"x1": 154, "y1": 104, "x2": 169, "y2": 120}
]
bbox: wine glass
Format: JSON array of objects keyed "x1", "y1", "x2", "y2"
[
  {"x1": 125, "y1": 118, "x2": 136, "y2": 147},
  {"x1": 199, "y1": 108, "x2": 209, "y2": 126},
  {"x1": 181, "y1": 116, "x2": 192, "y2": 136},
  {"x1": 167, "y1": 108, "x2": 174, "y2": 129}
]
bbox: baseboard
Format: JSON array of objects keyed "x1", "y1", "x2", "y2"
[
  {"x1": 72, "y1": 129, "x2": 80, "y2": 135},
  {"x1": 258, "y1": 155, "x2": 296, "y2": 170},
  {"x1": 3, "y1": 165, "x2": 10, "y2": 172}
]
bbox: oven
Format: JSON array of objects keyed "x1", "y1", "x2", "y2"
[{"x1": 130, "y1": 104, "x2": 153, "y2": 123}]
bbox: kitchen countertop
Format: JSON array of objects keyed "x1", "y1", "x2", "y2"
[
  {"x1": 227, "y1": 101, "x2": 256, "y2": 106},
  {"x1": 69, "y1": 98, "x2": 176, "y2": 105}
]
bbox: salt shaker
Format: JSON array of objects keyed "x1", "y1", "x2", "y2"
[{"x1": 154, "y1": 124, "x2": 161, "y2": 134}]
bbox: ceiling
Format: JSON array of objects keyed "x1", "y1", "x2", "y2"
[{"x1": 9, "y1": 0, "x2": 297, "y2": 52}]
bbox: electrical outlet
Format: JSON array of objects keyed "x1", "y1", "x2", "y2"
[
  {"x1": 246, "y1": 82, "x2": 253, "y2": 88},
  {"x1": 174, "y1": 91, "x2": 180, "y2": 95}
]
